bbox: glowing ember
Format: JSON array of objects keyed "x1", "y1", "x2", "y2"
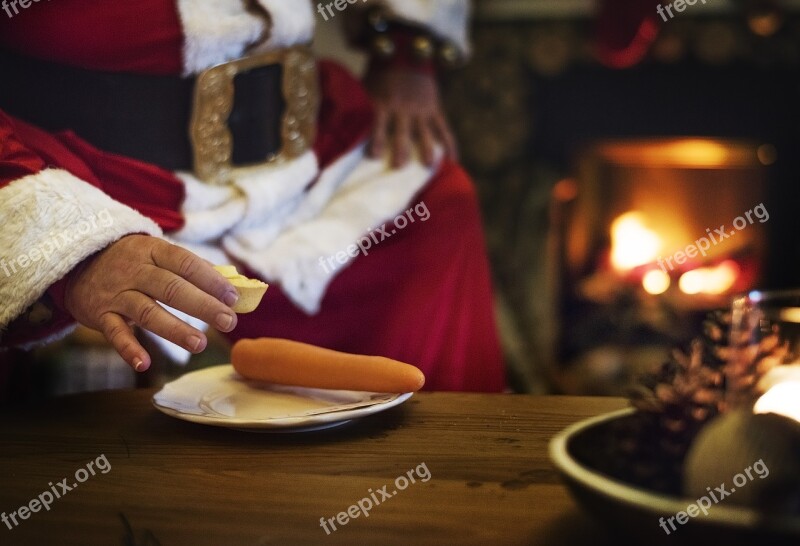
[
  {"x1": 778, "y1": 308, "x2": 800, "y2": 323},
  {"x1": 642, "y1": 269, "x2": 670, "y2": 295},
  {"x1": 610, "y1": 212, "x2": 661, "y2": 271},
  {"x1": 663, "y1": 139, "x2": 730, "y2": 167},
  {"x1": 678, "y1": 261, "x2": 739, "y2": 295}
]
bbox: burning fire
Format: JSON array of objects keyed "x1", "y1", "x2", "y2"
[
  {"x1": 678, "y1": 261, "x2": 739, "y2": 295},
  {"x1": 610, "y1": 212, "x2": 740, "y2": 296},
  {"x1": 642, "y1": 269, "x2": 670, "y2": 295},
  {"x1": 610, "y1": 212, "x2": 661, "y2": 272}
]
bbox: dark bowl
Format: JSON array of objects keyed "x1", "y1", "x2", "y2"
[{"x1": 549, "y1": 408, "x2": 800, "y2": 546}]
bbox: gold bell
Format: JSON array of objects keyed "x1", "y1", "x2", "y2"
[
  {"x1": 439, "y1": 42, "x2": 460, "y2": 67},
  {"x1": 372, "y1": 36, "x2": 396, "y2": 58},
  {"x1": 412, "y1": 36, "x2": 435, "y2": 61}
]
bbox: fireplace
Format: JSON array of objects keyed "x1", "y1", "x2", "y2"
[
  {"x1": 552, "y1": 137, "x2": 772, "y2": 392},
  {"x1": 441, "y1": 2, "x2": 800, "y2": 393},
  {"x1": 532, "y1": 52, "x2": 800, "y2": 393}
]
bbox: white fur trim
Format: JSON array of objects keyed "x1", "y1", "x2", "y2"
[
  {"x1": 171, "y1": 174, "x2": 246, "y2": 243},
  {"x1": 379, "y1": 0, "x2": 471, "y2": 55},
  {"x1": 176, "y1": 0, "x2": 266, "y2": 75},
  {"x1": 252, "y1": 0, "x2": 315, "y2": 53},
  {"x1": 234, "y1": 150, "x2": 319, "y2": 232},
  {"x1": 171, "y1": 198, "x2": 247, "y2": 243},
  {"x1": 175, "y1": 0, "x2": 467, "y2": 74},
  {"x1": 172, "y1": 151, "x2": 319, "y2": 244},
  {"x1": 179, "y1": 173, "x2": 241, "y2": 213},
  {"x1": 224, "y1": 143, "x2": 440, "y2": 314},
  {"x1": 0, "y1": 169, "x2": 163, "y2": 330},
  {"x1": 224, "y1": 144, "x2": 361, "y2": 255},
  {"x1": 176, "y1": 0, "x2": 316, "y2": 75},
  {"x1": 171, "y1": 140, "x2": 438, "y2": 315}
]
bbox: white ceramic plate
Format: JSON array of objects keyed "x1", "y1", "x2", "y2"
[{"x1": 152, "y1": 365, "x2": 413, "y2": 432}]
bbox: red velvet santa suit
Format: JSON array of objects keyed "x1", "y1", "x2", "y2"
[{"x1": 0, "y1": 0, "x2": 506, "y2": 392}]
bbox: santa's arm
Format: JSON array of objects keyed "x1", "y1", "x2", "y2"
[
  {"x1": 0, "y1": 111, "x2": 162, "y2": 348},
  {"x1": 335, "y1": 1, "x2": 468, "y2": 167}
]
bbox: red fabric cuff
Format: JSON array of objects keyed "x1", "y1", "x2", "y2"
[
  {"x1": 46, "y1": 274, "x2": 72, "y2": 314},
  {"x1": 1, "y1": 264, "x2": 80, "y2": 349},
  {"x1": 368, "y1": 28, "x2": 438, "y2": 77},
  {"x1": 0, "y1": 296, "x2": 75, "y2": 349}
]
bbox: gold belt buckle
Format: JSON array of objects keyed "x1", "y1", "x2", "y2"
[{"x1": 189, "y1": 45, "x2": 319, "y2": 186}]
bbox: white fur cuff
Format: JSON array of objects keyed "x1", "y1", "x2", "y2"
[
  {"x1": 176, "y1": 0, "x2": 265, "y2": 75},
  {"x1": 176, "y1": 0, "x2": 316, "y2": 75},
  {"x1": 379, "y1": 0, "x2": 471, "y2": 56},
  {"x1": 0, "y1": 169, "x2": 163, "y2": 329},
  {"x1": 254, "y1": 0, "x2": 315, "y2": 53}
]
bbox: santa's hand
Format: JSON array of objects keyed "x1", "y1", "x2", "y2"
[
  {"x1": 365, "y1": 67, "x2": 458, "y2": 169},
  {"x1": 63, "y1": 235, "x2": 239, "y2": 372}
]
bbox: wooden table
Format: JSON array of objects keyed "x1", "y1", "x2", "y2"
[{"x1": 0, "y1": 391, "x2": 626, "y2": 545}]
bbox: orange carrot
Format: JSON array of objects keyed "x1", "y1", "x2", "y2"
[{"x1": 231, "y1": 338, "x2": 425, "y2": 393}]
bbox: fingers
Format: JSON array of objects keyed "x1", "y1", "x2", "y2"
[
  {"x1": 432, "y1": 113, "x2": 459, "y2": 161},
  {"x1": 371, "y1": 107, "x2": 413, "y2": 168},
  {"x1": 415, "y1": 117, "x2": 437, "y2": 167},
  {"x1": 137, "y1": 267, "x2": 238, "y2": 333},
  {"x1": 149, "y1": 241, "x2": 239, "y2": 308},
  {"x1": 392, "y1": 113, "x2": 413, "y2": 169},
  {"x1": 371, "y1": 103, "x2": 457, "y2": 168},
  {"x1": 369, "y1": 108, "x2": 389, "y2": 159},
  {"x1": 99, "y1": 313, "x2": 151, "y2": 373},
  {"x1": 114, "y1": 291, "x2": 209, "y2": 355}
]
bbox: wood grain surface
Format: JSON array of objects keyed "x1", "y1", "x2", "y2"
[{"x1": 0, "y1": 391, "x2": 627, "y2": 546}]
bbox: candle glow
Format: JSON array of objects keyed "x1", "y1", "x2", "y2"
[{"x1": 754, "y1": 380, "x2": 800, "y2": 424}]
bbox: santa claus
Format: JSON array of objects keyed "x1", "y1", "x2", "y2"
[{"x1": 0, "y1": 0, "x2": 506, "y2": 392}]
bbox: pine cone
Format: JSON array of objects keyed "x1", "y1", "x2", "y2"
[
  {"x1": 615, "y1": 310, "x2": 731, "y2": 492},
  {"x1": 614, "y1": 308, "x2": 792, "y2": 492},
  {"x1": 630, "y1": 312, "x2": 730, "y2": 438},
  {"x1": 726, "y1": 322, "x2": 789, "y2": 402}
]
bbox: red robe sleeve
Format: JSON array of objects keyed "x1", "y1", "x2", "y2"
[
  {"x1": 0, "y1": 0, "x2": 188, "y2": 349},
  {"x1": 0, "y1": 112, "x2": 74, "y2": 346},
  {"x1": 0, "y1": 111, "x2": 47, "y2": 184},
  {"x1": 0, "y1": 110, "x2": 167, "y2": 348}
]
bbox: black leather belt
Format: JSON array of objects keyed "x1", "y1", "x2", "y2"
[{"x1": 0, "y1": 47, "x2": 318, "y2": 183}]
